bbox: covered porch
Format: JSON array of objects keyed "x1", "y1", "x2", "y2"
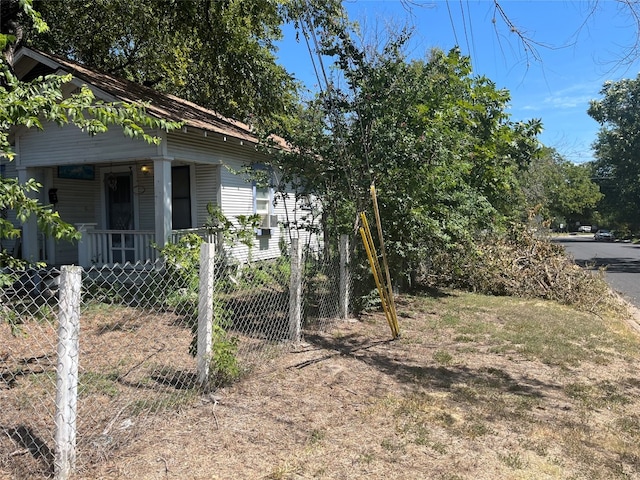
[{"x1": 19, "y1": 157, "x2": 222, "y2": 268}]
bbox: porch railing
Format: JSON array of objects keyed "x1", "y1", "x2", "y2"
[
  {"x1": 170, "y1": 227, "x2": 218, "y2": 245},
  {"x1": 77, "y1": 224, "x2": 157, "y2": 267},
  {"x1": 76, "y1": 225, "x2": 221, "y2": 267}
]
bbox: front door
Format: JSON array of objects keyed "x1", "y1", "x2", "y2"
[{"x1": 105, "y1": 171, "x2": 135, "y2": 263}]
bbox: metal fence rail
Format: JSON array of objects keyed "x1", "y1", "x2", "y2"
[{"x1": 0, "y1": 235, "x2": 353, "y2": 479}]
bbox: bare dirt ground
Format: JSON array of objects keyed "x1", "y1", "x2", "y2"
[
  {"x1": 4, "y1": 292, "x2": 640, "y2": 480},
  {"x1": 85, "y1": 294, "x2": 640, "y2": 480}
]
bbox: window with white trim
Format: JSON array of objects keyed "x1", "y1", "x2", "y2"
[{"x1": 255, "y1": 185, "x2": 271, "y2": 215}]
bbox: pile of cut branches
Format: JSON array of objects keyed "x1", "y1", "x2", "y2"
[{"x1": 422, "y1": 225, "x2": 622, "y2": 314}]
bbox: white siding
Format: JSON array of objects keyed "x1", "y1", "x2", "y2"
[
  {"x1": 273, "y1": 186, "x2": 322, "y2": 255},
  {"x1": 220, "y1": 158, "x2": 256, "y2": 219},
  {"x1": 10, "y1": 118, "x2": 316, "y2": 265},
  {"x1": 16, "y1": 122, "x2": 158, "y2": 167},
  {"x1": 136, "y1": 169, "x2": 155, "y2": 231},
  {"x1": 219, "y1": 158, "x2": 254, "y2": 262},
  {"x1": 167, "y1": 130, "x2": 258, "y2": 165},
  {"x1": 194, "y1": 164, "x2": 219, "y2": 225},
  {"x1": 167, "y1": 131, "x2": 222, "y2": 163},
  {"x1": 218, "y1": 158, "x2": 322, "y2": 262},
  {"x1": 1, "y1": 158, "x2": 18, "y2": 179}
]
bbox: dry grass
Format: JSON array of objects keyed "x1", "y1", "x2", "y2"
[{"x1": 22, "y1": 290, "x2": 637, "y2": 480}]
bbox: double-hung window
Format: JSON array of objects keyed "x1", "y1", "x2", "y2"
[
  {"x1": 255, "y1": 185, "x2": 271, "y2": 216},
  {"x1": 253, "y1": 166, "x2": 275, "y2": 234}
]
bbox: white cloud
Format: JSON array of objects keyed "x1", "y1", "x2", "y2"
[{"x1": 517, "y1": 82, "x2": 600, "y2": 112}]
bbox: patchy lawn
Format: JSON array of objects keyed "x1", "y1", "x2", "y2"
[{"x1": 65, "y1": 291, "x2": 640, "y2": 480}]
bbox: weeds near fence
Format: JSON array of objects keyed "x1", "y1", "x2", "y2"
[{"x1": 1, "y1": 233, "x2": 351, "y2": 479}]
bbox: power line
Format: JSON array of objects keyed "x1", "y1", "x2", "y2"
[
  {"x1": 301, "y1": 0, "x2": 331, "y2": 94},
  {"x1": 445, "y1": 0, "x2": 460, "y2": 47},
  {"x1": 458, "y1": 0, "x2": 472, "y2": 68},
  {"x1": 465, "y1": 0, "x2": 478, "y2": 67}
]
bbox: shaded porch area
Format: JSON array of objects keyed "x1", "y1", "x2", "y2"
[{"x1": 18, "y1": 158, "x2": 222, "y2": 268}]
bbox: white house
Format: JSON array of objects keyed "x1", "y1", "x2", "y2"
[{"x1": 3, "y1": 47, "x2": 318, "y2": 268}]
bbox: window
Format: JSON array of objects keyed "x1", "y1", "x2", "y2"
[
  {"x1": 254, "y1": 183, "x2": 275, "y2": 233},
  {"x1": 172, "y1": 166, "x2": 192, "y2": 229},
  {"x1": 252, "y1": 166, "x2": 276, "y2": 234},
  {"x1": 255, "y1": 186, "x2": 270, "y2": 215}
]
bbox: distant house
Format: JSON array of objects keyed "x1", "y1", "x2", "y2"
[{"x1": 4, "y1": 47, "x2": 314, "y2": 268}]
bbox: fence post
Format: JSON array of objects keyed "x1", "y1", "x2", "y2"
[
  {"x1": 197, "y1": 242, "x2": 215, "y2": 388},
  {"x1": 288, "y1": 237, "x2": 302, "y2": 342},
  {"x1": 54, "y1": 265, "x2": 82, "y2": 480},
  {"x1": 339, "y1": 234, "x2": 350, "y2": 319}
]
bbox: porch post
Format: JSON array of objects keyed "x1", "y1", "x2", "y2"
[
  {"x1": 153, "y1": 158, "x2": 172, "y2": 249},
  {"x1": 43, "y1": 167, "x2": 56, "y2": 265},
  {"x1": 75, "y1": 223, "x2": 97, "y2": 268},
  {"x1": 17, "y1": 167, "x2": 40, "y2": 263}
]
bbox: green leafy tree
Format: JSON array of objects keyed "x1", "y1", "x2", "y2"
[
  {"x1": 265, "y1": 19, "x2": 541, "y2": 289},
  {"x1": 27, "y1": 0, "x2": 327, "y2": 128},
  {"x1": 0, "y1": 0, "x2": 180, "y2": 268},
  {"x1": 519, "y1": 147, "x2": 602, "y2": 230},
  {"x1": 588, "y1": 76, "x2": 640, "y2": 231}
]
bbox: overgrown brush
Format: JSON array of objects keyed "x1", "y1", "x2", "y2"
[{"x1": 421, "y1": 225, "x2": 623, "y2": 314}]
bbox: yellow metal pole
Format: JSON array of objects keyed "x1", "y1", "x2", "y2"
[
  {"x1": 369, "y1": 184, "x2": 399, "y2": 338},
  {"x1": 360, "y1": 213, "x2": 388, "y2": 311},
  {"x1": 360, "y1": 223, "x2": 395, "y2": 338},
  {"x1": 359, "y1": 222, "x2": 395, "y2": 335},
  {"x1": 359, "y1": 212, "x2": 398, "y2": 338},
  {"x1": 360, "y1": 214, "x2": 385, "y2": 289}
]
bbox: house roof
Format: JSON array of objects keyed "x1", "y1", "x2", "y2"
[{"x1": 14, "y1": 47, "x2": 288, "y2": 149}]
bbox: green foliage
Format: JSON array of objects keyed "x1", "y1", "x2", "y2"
[
  {"x1": 28, "y1": 0, "x2": 315, "y2": 128},
  {"x1": 2, "y1": 302, "x2": 22, "y2": 337},
  {"x1": 157, "y1": 233, "x2": 203, "y2": 294},
  {"x1": 235, "y1": 214, "x2": 262, "y2": 261},
  {"x1": 204, "y1": 203, "x2": 261, "y2": 262},
  {"x1": 588, "y1": 76, "x2": 640, "y2": 232},
  {"x1": 204, "y1": 204, "x2": 234, "y2": 245},
  {"x1": 0, "y1": 176, "x2": 80, "y2": 267},
  {"x1": 230, "y1": 258, "x2": 290, "y2": 291},
  {"x1": 301, "y1": 253, "x2": 339, "y2": 321},
  {"x1": 0, "y1": 1, "x2": 47, "y2": 51},
  {"x1": 0, "y1": 68, "x2": 179, "y2": 162},
  {"x1": 518, "y1": 147, "x2": 602, "y2": 229},
  {"x1": 154, "y1": 234, "x2": 240, "y2": 387},
  {"x1": 83, "y1": 280, "x2": 128, "y2": 306},
  {"x1": 208, "y1": 323, "x2": 240, "y2": 386},
  {"x1": 421, "y1": 224, "x2": 621, "y2": 314},
  {"x1": 1, "y1": 291, "x2": 56, "y2": 337},
  {"x1": 266, "y1": 20, "x2": 541, "y2": 291}
]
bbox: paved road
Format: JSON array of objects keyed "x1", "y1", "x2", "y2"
[{"x1": 553, "y1": 235, "x2": 640, "y2": 309}]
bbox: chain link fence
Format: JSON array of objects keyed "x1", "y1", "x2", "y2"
[{"x1": 1, "y1": 234, "x2": 354, "y2": 479}]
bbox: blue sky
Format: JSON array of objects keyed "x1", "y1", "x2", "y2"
[{"x1": 276, "y1": 0, "x2": 640, "y2": 164}]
